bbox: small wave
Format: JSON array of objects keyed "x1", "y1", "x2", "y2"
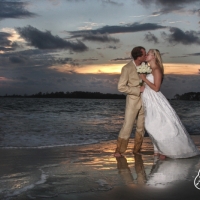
[
  {"x1": 0, "y1": 139, "x2": 99, "y2": 149},
  {"x1": 2, "y1": 169, "x2": 48, "y2": 199}
]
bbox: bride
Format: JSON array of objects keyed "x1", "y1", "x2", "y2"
[{"x1": 139, "y1": 49, "x2": 200, "y2": 159}]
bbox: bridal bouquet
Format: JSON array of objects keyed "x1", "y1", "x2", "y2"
[
  {"x1": 137, "y1": 62, "x2": 152, "y2": 86},
  {"x1": 137, "y1": 62, "x2": 152, "y2": 74}
]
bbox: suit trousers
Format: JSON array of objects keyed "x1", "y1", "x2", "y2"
[{"x1": 115, "y1": 97, "x2": 145, "y2": 154}]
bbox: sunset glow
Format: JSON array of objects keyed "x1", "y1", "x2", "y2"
[
  {"x1": 164, "y1": 63, "x2": 200, "y2": 75},
  {"x1": 49, "y1": 63, "x2": 123, "y2": 74},
  {"x1": 1, "y1": 28, "x2": 25, "y2": 43},
  {"x1": 50, "y1": 63, "x2": 200, "y2": 75},
  {"x1": 1, "y1": 0, "x2": 200, "y2": 97}
]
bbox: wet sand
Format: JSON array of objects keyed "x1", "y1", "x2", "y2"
[{"x1": 0, "y1": 136, "x2": 200, "y2": 200}]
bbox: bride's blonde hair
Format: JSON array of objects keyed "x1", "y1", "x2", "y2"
[{"x1": 149, "y1": 49, "x2": 164, "y2": 74}]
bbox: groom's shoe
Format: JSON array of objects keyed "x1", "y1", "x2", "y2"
[
  {"x1": 114, "y1": 137, "x2": 129, "y2": 156},
  {"x1": 133, "y1": 132, "x2": 143, "y2": 154},
  {"x1": 133, "y1": 150, "x2": 141, "y2": 155}
]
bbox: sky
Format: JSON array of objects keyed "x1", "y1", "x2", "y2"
[{"x1": 0, "y1": 0, "x2": 200, "y2": 98}]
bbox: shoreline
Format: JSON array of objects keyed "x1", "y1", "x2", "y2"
[
  {"x1": 0, "y1": 136, "x2": 200, "y2": 199},
  {"x1": 1, "y1": 134, "x2": 200, "y2": 149}
]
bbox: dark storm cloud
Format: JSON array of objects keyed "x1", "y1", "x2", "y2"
[
  {"x1": 81, "y1": 32, "x2": 119, "y2": 43},
  {"x1": 0, "y1": 0, "x2": 36, "y2": 19},
  {"x1": 162, "y1": 27, "x2": 200, "y2": 45},
  {"x1": 69, "y1": 23, "x2": 166, "y2": 37},
  {"x1": 144, "y1": 32, "x2": 159, "y2": 43},
  {"x1": 17, "y1": 26, "x2": 88, "y2": 52}
]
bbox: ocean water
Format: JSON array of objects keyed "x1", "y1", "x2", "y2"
[{"x1": 0, "y1": 98, "x2": 200, "y2": 148}]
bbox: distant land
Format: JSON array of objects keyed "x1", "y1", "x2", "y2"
[
  {"x1": 0, "y1": 91, "x2": 126, "y2": 99},
  {"x1": 173, "y1": 92, "x2": 200, "y2": 101},
  {"x1": 0, "y1": 91, "x2": 200, "y2": 100}
]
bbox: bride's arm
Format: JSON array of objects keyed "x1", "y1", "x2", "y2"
[{"x1": 140, "y1": 69, "x2": 162, "y2": 92}]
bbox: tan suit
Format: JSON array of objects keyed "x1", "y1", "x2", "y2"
[{"x1": 115, "y1": 60, "x2": 145, "y2": 154}]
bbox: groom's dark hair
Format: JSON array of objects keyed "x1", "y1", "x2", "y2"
[{"x1": 131, "y1": 46, "x2": 145, "y2": 60}]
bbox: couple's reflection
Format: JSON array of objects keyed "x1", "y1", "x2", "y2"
[
  {"x1": 116, "y1": 154, "x2": 147, "y2": 185},
  {"x1": 116, "y1": 155, "x2": 200, "y2": 187}
]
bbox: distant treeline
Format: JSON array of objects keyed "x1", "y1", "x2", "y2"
[
  {"x1": 174, "y1": 92, "x2": 200, "y2": 101},
  {"x1": 1, "y1": 91, "x2": 200, "y2": 100},
  {"x1": 1, "y1": 91, "x2": 126, "y2": 99}
]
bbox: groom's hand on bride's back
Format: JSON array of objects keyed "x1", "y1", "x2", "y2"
[{"x1": 140, "y1": 86, "x2": 145, "y2": 93}]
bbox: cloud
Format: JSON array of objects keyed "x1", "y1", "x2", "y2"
[
  {"x1": 111, "y1": 57, "x2": 131, "y2": 61},
  {"x1": 170, "y1": 52, "x2": 200, "y2": 58},
  {"x1": 81, "y1": 58, "x2": 98, "y2": 62},
  {"x1": 138, "y1": 0, "x2": 200, "y2": 16},
  {"x1": 81, "y1": 32, "x2": 119, "y2": 43},
  {"x1": 108, "y1": 46, "x2": 117, "y2": 49},
  {"x1": 170, "y1": 55, "x2": 188, "y2": 58},
  {"x1": 9, "y1": 56, "x2": 25, "y2": 64},
  {"x1": 102, "y1": 0, "x2": 123, "y2": 6},
  {"x1": 17, "y1": 26, "x2": 88, "y2": 52},
  {"x1": 138, "y1": 0, "x2": 200, "y2": 7},
  {"x1": 161, "y1": 74, "x2": 200, "y2": 98},
  {"x1": 144, "y1": 32, "x2": 159, "y2": 43},
  {"x1": 189, "y1": 9, "x2": 200, "y2": 16},
  {"x1": 152, "y1": 7, "x2": 200, "y2": 16},
  {"x1": 162, "y1": 27, "x2": 200, "y2": 45},
  {"x1": 69, "y1": 23, "x2": 166, "y2": 36},
  {"x1": 0, "y1": 0, "x2": 36, "y2": 20},
  {"x1": 186, "y1": 52, "x2": 200, "y2": 56},
  {"x1": 52, "y1": 57, "x2": 76, "y2": 65},
  {"x1": 0, "y1": 32, "x2": 12, "y2": 46},
  {"x1": 0, "y1": 32, "x2": 18, "y2": 51},
  {"x1": 152, "y1": 6, "x2": 184, "y2": 15}
]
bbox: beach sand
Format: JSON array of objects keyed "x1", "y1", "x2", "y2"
[{"x1": 0, "y1": 136, "x2": 200, "y2": 200}]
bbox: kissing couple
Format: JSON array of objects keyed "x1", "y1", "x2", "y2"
[{"x1": 114, "y1": 46, "x2": 200, "y2": 159}]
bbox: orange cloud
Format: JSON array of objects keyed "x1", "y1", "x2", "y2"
[
  {"x1": 49, "y1": 63, "x2": 200, "y2": 75},
  {"x1": 164, "y1": 63, "x2": 200, "y2": 75},
  {"x1": 49, "y1": 63, "x2": 123, "y2": 74}
]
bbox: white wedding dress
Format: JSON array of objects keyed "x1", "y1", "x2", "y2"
[{"x1": 142, "y1": 74, "x2": 200, "y2": 158}]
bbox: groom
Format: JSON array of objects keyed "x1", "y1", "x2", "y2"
[{"x1": 114, "y1": 46, "x2": 146, "y2": 157}]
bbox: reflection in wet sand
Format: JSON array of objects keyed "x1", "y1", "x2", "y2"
[
  {"x1": 147, "y1": 156, "x2": 200, "y2": 187},
  {"x1": 116, "y1": 156, "x2": 133, "y2": 185},
  {"x1": 0, "y1": 137, "x2": 200, "y2": 199},
  {"x1": 134, "y1": 154, "x2": 147, "y2": 185},
  {"x1": 116, "y1": 155, "x2": 200, "y2": 188},
  {"x1": 116, "y1": 155, "x2": 147, "y2": 185}
]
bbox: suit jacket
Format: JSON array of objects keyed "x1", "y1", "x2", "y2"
[{"x1": 118, "y1": 60, "x2": 142, "y2": 109}]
